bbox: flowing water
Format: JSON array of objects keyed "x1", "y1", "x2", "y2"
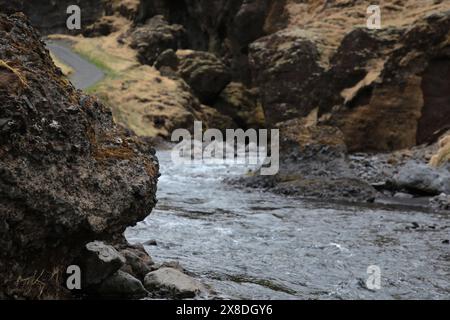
[{"x1": 125, "y1": 151, "x2": 450, "y2": 300}]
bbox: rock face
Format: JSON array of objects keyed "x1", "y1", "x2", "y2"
[
  {"x1": 248, "y1": 2, "x2": 450, "y2": 152},
  {"x1": 213, "y1": 82, "x2": 265, "y2": 129},
  {"x1": 96, "y1": 270, "x2": 149, "y2": 299},
  {"x1": 135, "y1": 0, "x2": 286, "y2": 83},
  {"x1": 80, "y1": 242, "x2": 126, "y2": 287},
  {"x1": 236, "y1": 117, "x2": 377, "y2": 203},
  {"x1": 130, "y1": 15, "x2": 187, "y2": 66},
  {"x1": 176, "y1": 50, "x2": 232, "y2": 104},
  {"x1": 249, "y1": 28, "x2": 324, "y2": 125},
  {"x1": 0, "y1": 13, "x2": 159, "y2": 299}
]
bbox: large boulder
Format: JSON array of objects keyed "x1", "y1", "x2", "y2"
[
  {"x1": 79, "y1": 242, "x2": 125, "y2": 288},
  {"x1": 0, "y1": 13, "x2": 159, "y2": 299},
  {"x1": 95, "y1": 270, "x2": 149, "y2": 299},
  {"x1": 213, "y1": 82, "x2": 265, "y2": 129},
  {"x1": 144, "y1": 267, "x2": 205, "y2": 299},
  {"x1": 130, "y1": 15, "x2": 187, "y2": 66},
  {"x1": 235, "y1": 116, "x2": 377, "y2": 203},
  {"x1": 249, "y1": 28, "x2": 325, "y2": 125},
  {"x1": 176, "y1": 50, "x2": 232, "y2": 104},
  {"x1": 134, "y1": 0, "x2": 286, "y2": 82},
  {"x1": 393, "y1": 162, "x2": 450, "y2": 195}
]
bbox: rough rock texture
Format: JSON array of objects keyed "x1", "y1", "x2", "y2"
[
  {"x1": 82, "y1": 16, "x2": 118, "y2": 37},
  {"x1": 176, "y1": 50, "x2": 232, "y2": 104},
  {"x1": 118, "y1": 244, "x2": 155, "y2": 281},
  {"x1": 0, "y1": 13, "x2": 159, "y2": 299},
  {"x1": 235, "y1": 117, "x2": 377, "y2": 203},
  {"x1": 79, "y1": 242, "x2": 125, "y2": 288},
  {"x1": 144, "y1": 267, "x2": 204, "y2": 299},
  {"x1": 393, "y1": 162, "x2": 450, "y2": 196},
  {"x1": 430, "y1": 194, "x2": 450, "y2": 211},
  {"x1": 0, "y1": 0, "x2": 106, "y2": 34},
  {"x1": 249, "y1": 28, "x2": 324, "y2": 125},
  {"x1": 248, "y1": 1, "x2": 450, "y2": 152},
  {"x1": 95, "y1": 270, "x2": 149, "y2": 299},
  {"x1": 213, "y1": 82, "x2": 265, "y2": 129},
  {"x1": 135, "y1": 0, "x2": 287, "y2": 83},
  {"x1": 130, "y1": 15, "x2": 187, "y2": 66},
  {"x1": 105, "y1": 0, "x2": 141, "y2": 21}
]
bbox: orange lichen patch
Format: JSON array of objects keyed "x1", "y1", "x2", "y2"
[
  {"x1": 87, "y1": 125, "x2": 136, "y2": 161},
  {"x1": 93, "y1": 145, "x2": 135, "y2": 160},
  {"x1": 144, "y1": 161, "x2": 158, "y2": 177},
  {"x1": 0, "y1": 59, "x2": 28, "y2": 94}
]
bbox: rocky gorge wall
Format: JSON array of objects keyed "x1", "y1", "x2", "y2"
[
  {"x1": 125, "y1": 0, "x2": 450, "y2": 152},
  {"x1": 9, "y1": 0, "x2": 450, "y2": 153}
]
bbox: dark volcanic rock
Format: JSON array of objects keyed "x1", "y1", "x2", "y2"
[
  {"x1": 0, "y1": 13, "x2": 159, "y2": 299},
  {"x1": 233, "y1": 118, "x2": 377, "y2": 203},
  {"x1": 144, "y1": 267, "x2": 205, "y2": 299},
  {"x1": 119, "y1": 244, "x2": 155, "y2": 281},
  {"x1": 80, "y1": 242, "x2": 125, "y2": 288},
  {"x1": 95, "y1": 270, "x2": 149, "y2": 299},
  {"x1": 393, "y1": 162, "x2": 450, "y2": 196},
  {"x1": 213, "y1": 82, "x2": 265, "y2": 129},
  {"x1": 176, "y1": 50, "x2": 232, "y2": 104},
  {"x1": 82, "y1": 16, "x2": 117, "y2": 37},
  {"x1": 249, "y1": 10, "x2": 450, "y2": 151},
  {"x1": 249, "y1": 28, "x2": 325, "y2": 125},
  {"x1": 135, "y1": 0, "x2": 287, "y2": 83},
  {"x1": 130, "y1": 15, "x2": 187, "y2": 66}
]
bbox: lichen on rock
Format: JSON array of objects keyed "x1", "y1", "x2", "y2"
[{"x1": 0, "y1": 12, "x2": 159, "y2": 299}]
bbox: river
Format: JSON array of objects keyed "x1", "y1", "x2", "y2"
[{"x1": 126, "y1": 151, "x2": 450, "y2": 299}]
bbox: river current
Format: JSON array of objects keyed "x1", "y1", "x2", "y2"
[{"x1": 126, "y1": 151, "x2": 450, "y2": 299}]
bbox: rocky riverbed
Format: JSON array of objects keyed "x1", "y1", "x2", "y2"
[{"x1": 126, "y1": 151, "x2": 450, "y2": 299}]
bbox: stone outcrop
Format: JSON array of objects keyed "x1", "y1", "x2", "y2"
[
  {"x1": 0, "y1": 13, "x2": 159, "y2": 299},
  {"x1": 176, "y1": 50, "x2": 232, "y2": 104},
  {"x1": 235, "y1": 117, "x2": 377, "y2": 203},
  {"x1": 393, "y1": 162, "x2": 450, "y2": 196},
  {"x1": 135, "y1": 0, "x2": 287, "y2": 83},
  {"x1": 248, "y1": 1, "x2": 450, "y2": 152},
  {"x1": 130, "y1": 15, "x2": 187, "y2": 66},
  {"x1": 144, "y1": 267, "x2": 205, "y2": 299},
  {"x1": 249, "y1": 28, "x2": 325, "y2": 125},
  {"x1": 213, "y1": 82, "x2": 265, "y2": 129}
]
